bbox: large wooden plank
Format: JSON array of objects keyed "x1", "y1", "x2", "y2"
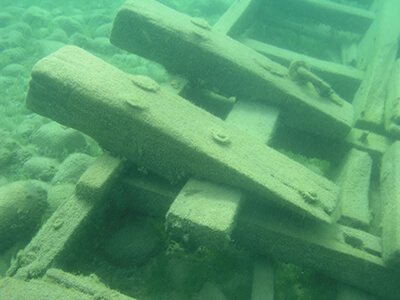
[
  {"x1": 0, "y1": 270, "x2": 136, "y2": 300},
  {"x1": 263, "y1": 0, "x2": 374, "y2": 33},
  {"x1": 213, "y1": 0, "x2": 258, "y2": 36},
  {"x1": 236, "y1": 201, "x2": 400, "y2": 300},
  {"x1": 25, "y1": 46, "x2": 339, "y2": 224},
  {"x1": 110, "y1": 0, "x2": 353, "y2": 139},
  {"x1": 166, "y1": 100, "x2": 280, "y2": 249},
  {"x1": 333, "y1": 149, "x2": 372, "y2": 230},
  {"x1": 124, "y1": 163, "x2": 398, "y2": 299},
  {"x1": 45, "y1": 269, "x2": 136, "y2": 300},
  {"x1": 0, "y1": 277, "x2": 94, "y2": 300},
  {"x1": 343, "y1": 128, "x2": 393, "y2": 160},
  {"x1": 7, "y1": 154, "x2": 124, "y2": 279},
  {"x1": 380, "y1": 142, "x2": 400, "y2": 267},
  {"x1": 385, "y1": 59, "x2": 400, "y2": 138},
  {"x1": 353, "y1": 0, "x2": 400, "y2": 132},
  {"x1": 240, "y1": 37, "x2": 363, "y2": 101}
]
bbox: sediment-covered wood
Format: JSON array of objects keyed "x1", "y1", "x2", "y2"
[
  {"x1": 262, "y1": 0, "x2": 374, "y2": 33},
  {"x1": 353, "y1": 0, "x2": 400, "y2": 132},
  {"x1": 110, "y1": 0, "x2": 353, "y2": 139},
  {"x1": 236, "y1": 201, "x2": 400, "y2": 300},
  {"x1": 241, "y1": 37, "x2": 363, "y2": 101},
  {"x1": 26, "y1": 46, "x2": 339, "y2": 223},
  {"x1": 380, "y1": 142, "x2": 400, "y2": 267},
  {"x1": 385, "y1": 59, "x2": 400, "y2": 138},
  {"x1": 7, "y1": 154, "x2": 124, "y2": 279},
  {"x1": 213, "y1": 0, "x2": 258, "y2": 36}
]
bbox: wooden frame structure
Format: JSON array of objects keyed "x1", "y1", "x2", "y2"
[{"x1": 3, "y1": 0, "x2": 400, "y2": 299}]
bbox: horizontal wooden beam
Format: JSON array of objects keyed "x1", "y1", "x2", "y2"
[
  {"x1": 263, "y1": 0, "x2": 374, "y2": 33},
  {"x1": 236, "y1": 201, "x2": 400, "y2": 300}
]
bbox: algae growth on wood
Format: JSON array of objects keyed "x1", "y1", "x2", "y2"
[{"x1": 26, "y1": 46, "x2": 339, "y2": 224}]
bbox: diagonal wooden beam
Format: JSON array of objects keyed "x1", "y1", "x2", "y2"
[
  {"x1": 213, "y1": 0, "x2": 259, "y2": 36},
  {"x1": 110, "y1": 0, "x2": 353, "y2": 139},
  {"x1": 353, "y1": 0, "x2": 400, "y2": 133},
  {"x1": 25, "y1": 46, "x2": 339, "y2": 224},
  {"x1": 240, "y1": 37, "x2": 364, "y2": 101},
  {"x1": 7, "y1": 154, "x2": 125, "y2": 279}
]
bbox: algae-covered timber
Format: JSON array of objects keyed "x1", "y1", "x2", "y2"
[
  {"x1": 110, "y1": 0, "x2": 353, "y2": 139},
  {"x1": 26, "y1": 46, "x2": 339, "y2": 224}
]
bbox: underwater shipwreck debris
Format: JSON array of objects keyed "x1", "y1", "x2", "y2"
[
  {"x1": 5, "y1": 0, "x2": 399, "y2": 298},
  {"x1": 289, "y1": 60, "x2": 343, "y2": 106},
  {"x1": 26, "y1": 45, "x2": 339, "y2": 224},
  {"x1": 110, "y1": 0, "x2": 353, "y2": 139}
]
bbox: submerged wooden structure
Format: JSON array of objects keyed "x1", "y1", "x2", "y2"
[{"x1": 3, "y1": 0, "x2": 400, "y2": 299}]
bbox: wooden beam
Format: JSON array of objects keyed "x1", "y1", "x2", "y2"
[
  {"x1": 7, "y1": 154, "x2": 124, "y2": 279},
  {"x1": 385, "y1": 59, "x2": 400, "y2": 138},
  {"x1": 381, "y1": 142, "x2": 400, "y2": 267},
  {"x1": 25, "y1": 46, "x2": 340, "y2": 224},
  {"x1": 241, "y1": 37, "x2": 364, "y2": 101},
  {"x1": 213, "y1": 0, "x2": 258, "y2": 36},
  {"x1": 110, "y1": 0, "x2": 353, "y2": 139},
  {"x1": 236, "y1": 201, "x2": 400, "y2": 300},
  {"x1": 353, "y1": 0, "x2": 400, "y2": 132},
  {"x1": 263, "y1": 0, "x2": 374, "y2": 33}
]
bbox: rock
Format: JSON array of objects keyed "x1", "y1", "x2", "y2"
[
  {"x1": 147, "y1": 63, "x2": 169, "y2": 83},
  {"x1": 1, "y1": 63, "x2": 27, "y2": 77},
  {"x1": 0, "y1": 176, "x2": 8, "y2": 188},
  {"x1": 192, "y1": 282, "x2": 227, "y2": 300},
  {"x1": 0, "y1": 75, "x2": 14, "y2": 90},
  {"x1": 89, "y1": 9, "x2": 112, "y2": 26},
  {"x1": 0, "y1": 47, "x2": 26, "y2": 69},
  {"x1": 52, "y1": 16, "x2": 82, "y2": 37},
  {"x1": 0, "y1": 181, "x2": 47, "y2": 251},
  {"x1": 35, "y1": 27, "x2": 50, "y2": 39},
  {"x1": 13, "y1": 144, "x2": 37, "y2": 169},
  {"x1": 22, "y1": 156, "x2": 59, "y2": 181},
  {"x1": 12, "y1": 114, "x2": 44, "y2": 140},
  {"x1": 47, "y1": 28, "x2": 69, "y2": 43},
  {"x1": 133, "y1": 64, "x2": 149, "y2": 76},
  {"x1": 0, "y1": 30, "x2": 24, "y2": 51},
  {"x1": 0, "y1": 135, "x2": 20, "y2": 169},
  {"x1": 31, "y1": 122, "x2": 87, "y2": 157},
  {"x1": 7, "y1": 22, "x2": 32, "y2": 37},
  {"x1": 0, "y1": 13, "x2": 13, "y2": 28},
  {"x1": 166, "y1": 257, "x2": 207, "y2": 293},
  {"x1": 70, "y1": 32, "x2": 93, "y2": 50},
  {"x1": 45, "y1": 184, "x2": 75, "y2": 218},
  {"x1": 0, "y1": 255, "x2": 8, "y2": 276},
  {"x1": 28, "y1": 179, "x2": 50, "y2": 194},
  {"x1": 21, "y1": 6, "x2": 51, "y2": 27},
  {"x1": 94, "y1": 23, "x2": 112, "y2": 38},
  {"x1": 110, "y1": 53, "x2": 142, "y2": 69},
  {"x1": 37, "y1": 40, "x2": 66, "y2": 57},
  {"x1": 103, "y1": 217, "x2": 163, "y2": 267},
  {"x1": 4, "y1": 6, "x2": 25, "y2": 19},
  {"x1": 52, "y1": 153, "x2": 95, "y2": 185},
  {"x1": 93, "y1": 37, "x2": 114, "y2": 55}
]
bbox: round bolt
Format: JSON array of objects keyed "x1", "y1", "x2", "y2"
[{"x1": 212, "y1": 132, "x2": 231, "y2": 146}]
